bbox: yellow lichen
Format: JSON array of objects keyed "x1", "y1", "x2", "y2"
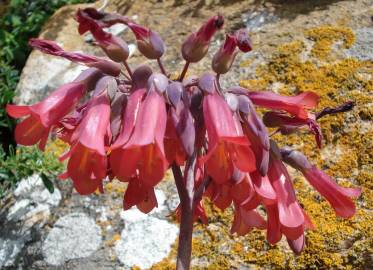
[
  {"x1": 147, "y1": 25, "x2": 372, "y2": 270},
  {"x1": 44, "y1": 139, "x2": 68, "y2": 158},
  {"x1": 104, "y1": 233, "x2": 121, "y2": 247},
  {"x1": 305, "y1": 25, "x2": 355, "y2": 59},
  {"x1": 237, "y1": 25, "x2": 372, "y2": 270}
]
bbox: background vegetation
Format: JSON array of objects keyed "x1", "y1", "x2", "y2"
[{"x1": 0, "y1": 0, "x2": 93, "y2": 197}]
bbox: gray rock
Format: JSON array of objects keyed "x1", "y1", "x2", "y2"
[
  {"x1": 243, "y1": 10, "x2": 278, "y2": 32},
  {"x1": 42, "y1": 212, "x2": 102, "y2": 265},
  {"x1": 345, "y1": 27, "x2": 373, "y2": 61},
  {"x1": 115, "y1": 216, "x2": 178, "y2": 269},
  {"x1": 8, "y1": 174, "x2": 61, "y2": 223},
  {"x1": 15, "y1": 52, "x2": 87, "y2": 105},
  {"x1": 0, "y1": 175, "x2": 61, "y2": 268},
  {"x1": 115, "y1": 189, "x2": 178, "y2": 269},
  {"x1": 0, "y1": 236, "x2": 29, "y2": 268},
  {"x1": 166, "y1": 193, "x2": 180, "y2": 212}
]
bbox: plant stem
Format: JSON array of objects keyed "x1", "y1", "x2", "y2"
[
  {"x1": 316, "y1": 101, "x2": 355, "y2": 120},
  {"x1": 157, "y1": 58, "x2": 167, "y2": 75},
  {"x1": 194, "y1": 176, "x2": 211, "y2": 202},
  {"x1": 120, "y1": 70, "x2": 131, "y2": 80},
  {"x1": 172, "y1": 152, "x2": 197, "y2": 270},
  {"x1": 216, "y1": 73, "x2": 223, "y2": 94},
  {"x1": 179, "y1": 61, "x2": 190, "y2": 82},
  {"x1": 122, "y1": 61, "x2": 133, "y2": 79}
]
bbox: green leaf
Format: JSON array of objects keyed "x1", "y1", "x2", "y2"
[{"x1": 40, "y1": 173, "x2": 55, "y2": 194}]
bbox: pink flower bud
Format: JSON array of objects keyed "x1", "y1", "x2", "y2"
[
  {"x1": 29, "y1": 38, "x2": 121, "y2": 76},
  {"x1": 212, "y1": 34, "x2": 237, "y2": 74},
  {"x1": 198, "y1": 73, "x2": 218, "y2": 94},
  {"x1": 76, "y1": 9, "x2": 129, "y2": 62},
  {"x1": 235, "y1": 29, "x2": 252, "y2": 52},
  {"x1": 181, "y1": 15, "x2": 224, "y2": 63},
  {"x1": 147, "y1": 73, "x2": 169, "y2": 94},
  {"x1": 77, "y1": 8, "x2": 132, "y2": 28},
  {"x1": 128, "y1": 22, "x2": 165, "y2": 59},
  {"x1": 132, "y1": 65, "x2": 153, "y2": 90}
]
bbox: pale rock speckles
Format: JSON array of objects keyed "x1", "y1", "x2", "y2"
[
  {"x1": 42, "y1": 212, "x2": 102, "y2": 265},
  {"x1": 0, "y1": 175, "x2": 61, "y2": 268},
  {"x1": 115, "y1": 189, "x2": 178, "y2": 269}
]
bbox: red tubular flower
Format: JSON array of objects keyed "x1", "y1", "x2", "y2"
[
  {"x1": 281, "y1": 148, "x2": 361, "y2": 218},
  {"x1": 268, "y1": 156, "x2": 306, "y2": 240},
  {"x1": 110, "y1": 90, "x2": 168, "y2": 187},
  {"x1": 29, "y1": 38, "x2": 121, "y2": 76},
  {"x1": 250, "y1": 171, "x2": 276, "y2": 205},
  {"x1": 263, "y1": 111, "x2": 322, "y2": 148},
  {"x1": 65, "y1": 90, "x2": 111, "y2": 195},
  {"x1": 303, "y1": 168, "x2": 361, "y2": 218},
  {"x1": 231, "y1": 203, "x2": 266, "y2": 236},
  {"x1": 123, "y1": 177, "x2": 158, "y2": 213},
  {"x1": 164, "y1": 110, "x2": 187, "y2": 166},
  {"x1": 127, "y1": 22, "x2": 165, "y2": 59},
  {"x1": 6, "y1": 68, "x2": 102, "y2": 150},
  {"x1": 246, "y1": 91, "x2": 320, "y2": 119},
  {"x1": 76, "y1": 9, "x2": 129, "y2": 63},
  {"x1": 281, "y1": 149, "x2": 361, "y2": 218},
  {"x1": 238, "y1": 94, "x2": 270, "y2": 175},
  {"x1": 212, "y1": 34, "x2": 237, "y2": 74},
  {"x1": 110, "y1": 89, "x2": 147, "y2": 181},
  {"x1": 201, "y1": 92, "x2": 256, "y2": 184},
  {"x1": 182, "y1": 15, "x2": 224, "y2": 63}
]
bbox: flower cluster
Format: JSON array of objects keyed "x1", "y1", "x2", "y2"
[{"x1": 7, "y1": 8, "x2": 361, "y2": 254}]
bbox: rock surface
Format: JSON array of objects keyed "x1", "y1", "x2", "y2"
[
  {"x1": 115, "y1": 196, "x2": 179, "y2": 269},
  {"x1": 42, "y1": 212, "x2": 102, "y2": 265},
  {"x1": 6, "y1": 0, "x2": 373, "y2": 269},
  {"x1": 345, "y1": 27, "x2": 373, "y2": 60},
  {"x1": 0, "y1": 175, "x2": 61, "y2": 268}
]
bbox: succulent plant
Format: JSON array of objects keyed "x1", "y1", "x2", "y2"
[{"x1": 6, "y1": 8, "x2": 360, "y2": 270}]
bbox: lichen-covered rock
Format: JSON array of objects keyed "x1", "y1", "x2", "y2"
[
  {"x1": 8, "y1": 174, "x2": 61, "y2": 223},
  {"x1": 116, "y1": 216, "x2": 178, "y2": 269},
  {"x1": 114, "y1": 189, "x2": 178, "y2": 269},
  {"x1": 345, "y1": 27, "x2": 373, "y2": 61},
  {"x1": 42, "y1": 212, "x2": 102, "y2": 265}
]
